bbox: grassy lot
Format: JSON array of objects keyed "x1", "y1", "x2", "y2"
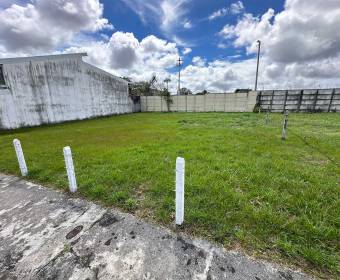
[{"x1": 0, "y1": 112, "x2": 339, "y2": 278}]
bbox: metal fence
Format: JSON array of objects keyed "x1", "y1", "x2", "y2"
[{"x1": 257, "y1": 89, "x2": 340, "y2": 112}]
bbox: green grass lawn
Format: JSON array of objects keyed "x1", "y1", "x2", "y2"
[{"x1": 0, "y1": 112, "x2": 339, "y2": 278}]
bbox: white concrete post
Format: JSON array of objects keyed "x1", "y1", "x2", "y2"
[
  {"x1": 175, "y1": 157, "x2": 185, "y2": 225},
  {"x1": 13, "y1": 139, "x2": 28, "y2": 176},
  {"x1": 63, "y1": 146, "x2": 77, "y2": 193},
  {"x1": 281, "y1": 111, "x2": 289, "y2": 140}
]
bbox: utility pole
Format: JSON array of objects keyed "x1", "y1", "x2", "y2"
[
  {"x1": 177, "y1": 57, "x2": 182, "y2": 95},
  {"x1": 254, "y1": 40, "x2": 261, "y2": 91}
]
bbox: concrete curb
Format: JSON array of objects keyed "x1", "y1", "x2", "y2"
[{"x1": 0, "y1": 174, "x2": 312, "y2": 280}]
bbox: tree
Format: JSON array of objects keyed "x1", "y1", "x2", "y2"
[
  {"x1": 129, "y1": 75, "x2": 158, "y2": 96},
  {"x1": 128, "y1": 74, "x2": 173, "y2": 110},
  {"x1": 163, "y1": 78, "x2": 171, "y2": 90},
  {"x1": 159, "y1": 87, "x2": 173, "y2": 111},
  {"x1": 179, "y1": 87, "x2": 192, "y2": 95},
  {"x1": 149, "y1": 74, "x2": 157, "y2": 88},
  {"x1": 196, "y1": 89, "x2": 208, "y2": 95},
  {"x1": 121, "y1": 76, "x2": 132, "y2": 82}
]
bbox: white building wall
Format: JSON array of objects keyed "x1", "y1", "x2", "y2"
[{"x1": 0, "y1": 55, "x2": 131, "y2": 129}]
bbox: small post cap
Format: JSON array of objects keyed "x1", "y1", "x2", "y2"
[{"x1": 176, "y1": 157, "x2": 185, "y2": 164}]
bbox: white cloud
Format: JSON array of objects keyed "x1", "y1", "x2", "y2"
[
  {"x1": 217, "y1": 42, "x2": 228, "y2": 49},
  {"x1": 140, "y1": 35, "x2": 178, "y2": 54},
  {"x1": 219, "y1": 0, "x2": 340, "y2": 63},
  {"x1": 0, "y1": 0, "x2": 25, "y2": 9},
  {"x1": 62, "y1": 33, "x2": 260, "y2": 94},
  {"x1": 61, "y1": 32, "x2": 179, "y2": 86},
  {"x1": 120, "y1": 0, "x2": 193, "y2": 47},
  {"x1": 181, "y1": 59, "x2": 248, "y2": 93},
  {"x1": 215, "y1": 0, "x2": 340, "y2": 90},
  {"x1": 218, "y1": 8, "x2": 275, "y2": 56},
  {"x1": 208, "y1": 1, "x2": 244, "y2": 21},
  {"x1": 182, "y1": 47, "x2": 192, "y2": 54},
  {"x1": 108, "y1": 32, "x2": 139, "y2": 69},
  {"x1": 121, "y1": 0, "x2": 191, "y2": 41},
  {"x1": 181, "y1": 53, "x2": 340, "y2": 93},
  {"x1": 192, "y1": 56, "x2": 206, "y2": 67},
  {"x1": 0, "y1": 0, "x2": 112, "y2": 53},
  {"x1": 183, "y1": 20, "x2": 192, "y2": 29},
  {"x1": 160, "y1": 0, "x2": 189, "y2": 32},
  {"x1": 218, "y1": 24, "x2": 238, "y2": 39},
  {"x1": 208, "y1": 7, "x2": 228, "y2": 21},
  {"x1": 230, "y1": 1, "x2": 244, "y2": 15}
]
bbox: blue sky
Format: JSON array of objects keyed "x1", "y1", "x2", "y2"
[
  {"x1": 0, "y1": 0, "x2": 339, "y2": 93},
  {"x1": 102, "y1": 0, "x2": 284, "y2": 66}
]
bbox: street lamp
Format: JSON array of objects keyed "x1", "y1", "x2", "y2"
[
  {"x1": 177, "y1": 57, "x2": 182, "y2": 95},
  {"x1": 254, "y1": 40, "x2": 261, "y2": 91}
]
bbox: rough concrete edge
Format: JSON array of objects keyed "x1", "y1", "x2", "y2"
[
  {"x1": 2, "y1": 173, "x2": 317, "y2": 279},
  {"x1": 2, "y1": 174, "x2": 317, "y2": 279}
]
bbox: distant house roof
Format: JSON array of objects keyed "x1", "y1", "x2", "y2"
[{"x1": 0, "y1": 53, "x2": 87, "y2": 65}]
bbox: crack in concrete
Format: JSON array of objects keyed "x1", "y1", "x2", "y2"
[
  {"x1": 0, "y1": 177, "x2": 21, "y2": 189},
  {"x1": 201, "y1": 248, "x2": 214, "y2": 280},
  {"x1": 73, "y1": 207, "x2": 90, "y2": 223},
  {"x1": 30, "y1": 206, "x2": 101, "y2": 278},
  {"x1": 33, "y1": 247, "x2": 66, "y2": 276},
  {"x1": 88, "y1": 212, "x2": 120, "y2": 230},
  {"x1": 88, "y1": 211, "x2": 108, "y2": 230}
]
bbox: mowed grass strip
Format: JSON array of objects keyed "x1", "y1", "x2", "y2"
[{"x1": 0, "y1": 112, "x2": 339, "y2": 278}]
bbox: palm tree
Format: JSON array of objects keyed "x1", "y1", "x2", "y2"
[{"x1": 164, "y1": 78, "x2": 171, "y2": 91}]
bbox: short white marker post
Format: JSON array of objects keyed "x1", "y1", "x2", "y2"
[
  {"x1": 13, "y1": 139, "x2": 28, "y2": 176},
  {"x1": 175, "y1": 157, "x2": 185, "y2": 225},
  {"x1": 63, "y1": 146, "x2": 77, "y2": 193},
  {"x1": 265, "y1": 106, "x2": 270, "y2": 125},
  {"x1": 281, "y1": 111, "x2": 289, "y2": 140}
]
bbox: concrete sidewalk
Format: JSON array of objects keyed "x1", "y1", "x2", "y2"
[{"x1": 0, "y1": 173, "x2": 311, "y2": 280}]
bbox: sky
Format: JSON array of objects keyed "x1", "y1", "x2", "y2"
[{"x1": 0, "y1": 0, "x2": 340, "y2": 93}]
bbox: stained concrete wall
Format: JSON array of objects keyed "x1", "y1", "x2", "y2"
[
  {"x1": 257, "y1": 89, "x2": 340, "y2": 112},
  {"x1": 140, "y1": 92, "x2": 257, "y2": 112},
  {"x1": 0, "y1": 54, "x2": 132, "y2": 129}
]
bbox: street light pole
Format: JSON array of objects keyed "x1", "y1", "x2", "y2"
[
  {"x1": 255, "y1": 40, "x2": 261, "y2": 91},
  {"x1": 177, "y1": 57, "x2": 182, "y2": 95}
]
